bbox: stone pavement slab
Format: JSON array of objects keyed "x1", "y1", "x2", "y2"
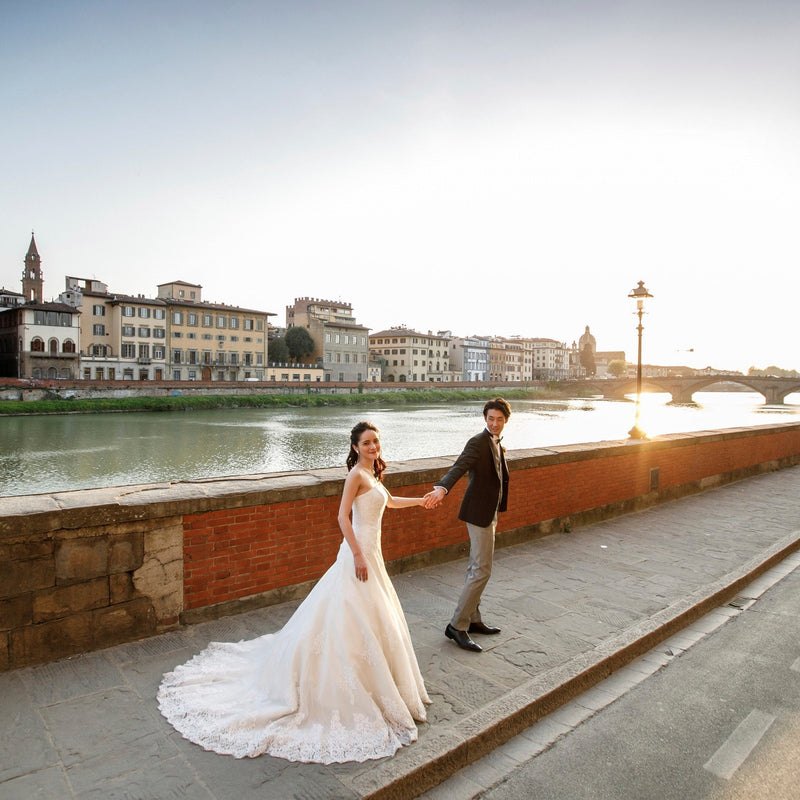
[{"x1": 2, "y1": 466, "x2": 799, "y2": 800}]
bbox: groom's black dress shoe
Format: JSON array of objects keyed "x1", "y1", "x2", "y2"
[
  {"x1": 445, "y1": 624, "x2": 482, "y2": 652},
  {"x1": 469, "y1": 621, "x2": 501, "y2": 635}
]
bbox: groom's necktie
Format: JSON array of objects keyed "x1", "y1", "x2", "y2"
[{"x1": 490, "y1": 435, "x2": 502, "y2": 475}]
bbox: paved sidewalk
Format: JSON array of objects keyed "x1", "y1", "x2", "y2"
[{"x1": 3, "y1": 466, "x2": 800, "y2": 800}]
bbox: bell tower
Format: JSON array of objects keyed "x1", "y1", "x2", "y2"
[{"x1": 21, "y1": 232, "x2": 44, "y2": 302}]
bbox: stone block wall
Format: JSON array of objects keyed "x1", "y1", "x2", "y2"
[
  {"x1": 2, "y1": 422, "x2": 800, "y2": 670},
  {"x1": 0, "y1": 517, "x2": 172, "y2": 671}
]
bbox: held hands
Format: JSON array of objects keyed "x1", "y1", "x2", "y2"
[{"x1": 423, "y1": 487, "x2": 446, "y2": 509}]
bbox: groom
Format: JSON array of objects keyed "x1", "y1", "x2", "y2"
[{"x1": 425, "y1": 397, "x2": 511, "y2": 653}]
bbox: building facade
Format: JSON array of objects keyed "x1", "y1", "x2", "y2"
[
  {"x1": 0, "y1": 235, "x2": 81, "y2": 379},
  {"x1": 157, "y1": 281, "x2": 274, "y2": 381},
  {"x1": 286, "y1": 297, "x2": 370, "y2": 382},
  {"x1": 263, "y1": 363, "x2": 324, "y2": 382},
  {"x1": 0, "y1": 287, "x2": 25, "y2": 308},
  {"x1": 530, "y1": 338, "x2": 570, "y2": 380},
  {"x1": 0, "y1": 301, "x2": 81, "y2": 379},
  {"x1": 425, "y1": 331, "x2": 457, "y2": 382},
  {"x1": 502, "y1": 338, "x2": 524, "y2": 382},
  {"x1": 369, "y1": 327, "x2": 455, "y2": 382},
  {"x1": 594, "y1": 350, "x2": 627, "y2": 377},
  {"x1": 58, "y1": 277, "x2": 275, "y2": 381},
  {"x1": 447, "y1": 336, "x2": 490, "y2": 381},
  {"x1": 61, "y1": 277, "x2": 170, "y2": 380},
  {"x1": 487, "y1": 338, "x2": 507, "y2": 382}
]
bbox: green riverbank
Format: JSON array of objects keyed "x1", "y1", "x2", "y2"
[{"x1": 0, "y1": 387, "x2": 579, "y2": 416}]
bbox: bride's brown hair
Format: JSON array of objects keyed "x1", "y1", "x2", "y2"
[{"x1": 346, "y1": 421, "x2": 386, "y2": 481}]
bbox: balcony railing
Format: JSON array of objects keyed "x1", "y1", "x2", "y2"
[{"x1": 28, "y1": 351, "x2": 78, "y2": 359}]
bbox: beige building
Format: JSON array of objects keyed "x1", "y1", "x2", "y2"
[
  {"x1": 487, "y1": 336, "x2": 569, "y2": 382},
  {"x1": 487, "y1": 338, "x2": 508, "y2": 382},
  {"x1": 59, "y1": 278, "x2": 275, "y2": 381},
  {"x1": 286, "y1": 297, "x2": 370, "y2": 382},
  {"x1": 61, "y1": 277, "x2": 170, "y2": 380},
  {"x1": 502, "y1": 338, "x2": 524, "y2": 382},
  {"x1": 530, "y1": 338, "x2": 569, "y2": 380},
  {"x1": 61, "y1": 278, "x2": 169, "y2": 380},
  {"x1": 157, "y1": 281, "x2": 274, "y2": 381},
  {"x1": 369, "y1": 327, "x2": 455, "y2": 382}
]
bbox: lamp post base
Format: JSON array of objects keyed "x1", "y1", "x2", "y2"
[{"x1": 628, "y1": 424, "x2": 648, "y2": 440}]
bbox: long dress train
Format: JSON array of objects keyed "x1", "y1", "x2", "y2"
[{"x1": 157, "y1": 483, "x2": 430, "y2": 763}]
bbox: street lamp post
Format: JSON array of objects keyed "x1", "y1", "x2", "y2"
[{"x1": 628, "y1": 280, "x2": 653, "y2": 440}]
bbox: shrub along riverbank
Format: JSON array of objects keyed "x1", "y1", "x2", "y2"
[{"x1": 0, "y1": 387, "x2": 578, "y2": 416}]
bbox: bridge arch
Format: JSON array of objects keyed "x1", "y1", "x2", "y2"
[
  {"x1": 665, "y1": 377, "x2": 800, "y2": 405},
  {"x1": 560, "y1": 376, "x2": 800, "y2": 405}
]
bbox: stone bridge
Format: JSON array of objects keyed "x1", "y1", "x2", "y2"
[{"x1": 560, "y1": 375, "x2": 800, "y2": 405}]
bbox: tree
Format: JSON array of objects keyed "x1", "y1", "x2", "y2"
[
  {"x1": 607, "y1": 359, "x2": 627, "y2": 377},
  {"x1": 285, "y1": 326, "x2": 315, "y2": 363},
  {"x1": 268, "y1": 336, "x2": 289, "y2": 364}
]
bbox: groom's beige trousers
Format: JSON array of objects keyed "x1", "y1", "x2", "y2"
[{"x1": 450, "y1": 511, "x2": 498, "y2": 631}]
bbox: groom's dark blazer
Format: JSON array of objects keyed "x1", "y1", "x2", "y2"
[{"x1": 436, "y1": 429, "x2": 509, "y2": 528}]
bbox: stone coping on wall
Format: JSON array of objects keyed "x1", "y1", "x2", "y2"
[{"x1": 2, "y1": 422, "x2": 797, "y2": 538}]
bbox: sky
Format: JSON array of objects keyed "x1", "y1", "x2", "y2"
[{"x1": 2, "y1": 0, "x2": 799, "y2": 374}]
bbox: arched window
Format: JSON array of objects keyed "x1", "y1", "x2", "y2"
[
  {"x1": 49, "y1": 339, "x2": 59, "y2": 355},
  {"x1": 47, "y1": 367, "x2": 58, "y2": 378},
  {"x1": 31, "y1": 338, "x2": 45, "y2": 352},
  {"x1": 62, "y1": 339, "x2": 76, "y2": 353}
]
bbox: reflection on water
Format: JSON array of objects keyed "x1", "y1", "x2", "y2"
[{"x1": 1, "y1": 392, "x2": 799, "y2": 497}]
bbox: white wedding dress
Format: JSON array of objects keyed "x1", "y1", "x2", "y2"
[{"x1": 157, "y1": 482, "x2": 430, "y2": 763}]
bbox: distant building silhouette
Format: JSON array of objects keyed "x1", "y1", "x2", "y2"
[{"x1": 578, "y1": 325, "x2": 597, "y2": 376}]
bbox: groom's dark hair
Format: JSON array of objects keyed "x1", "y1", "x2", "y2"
[{"x1": 483, "y1": 397, "x2": 511, "y2": 420}]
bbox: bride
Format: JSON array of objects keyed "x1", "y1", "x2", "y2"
[{"x1": 157, "y1": 421, "x2": 431, "y2": 763}]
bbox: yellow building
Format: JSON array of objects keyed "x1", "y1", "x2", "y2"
[
  {"x1": 263, "y1": 364, "x2": 324, "y2": 382},
  {"x1": 58, "y1": 278, "x2": 275, "y2": 381},
  {"x1": 157, "y1": 281, "x2": 275, "y2": 381}
]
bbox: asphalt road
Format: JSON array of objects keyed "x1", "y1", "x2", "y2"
[{"x1": 479, "y1": 561, "x2": 800, "y2": 800}]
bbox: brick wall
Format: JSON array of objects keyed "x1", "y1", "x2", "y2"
[{"x1": 2, "y1": 422, "x2": 800, "y2": 670}]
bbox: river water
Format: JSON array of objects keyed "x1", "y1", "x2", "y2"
[{"x1": 1, "y1": 392, "x2": 799, "y2": 498}]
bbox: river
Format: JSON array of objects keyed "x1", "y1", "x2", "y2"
[{"x1": 1, "y1": 392, "x2": 799, "y2": 498}]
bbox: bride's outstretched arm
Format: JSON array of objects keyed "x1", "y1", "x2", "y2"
[{"x1": 385, "y1": 492, "x2": 427, "y2": 510}]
